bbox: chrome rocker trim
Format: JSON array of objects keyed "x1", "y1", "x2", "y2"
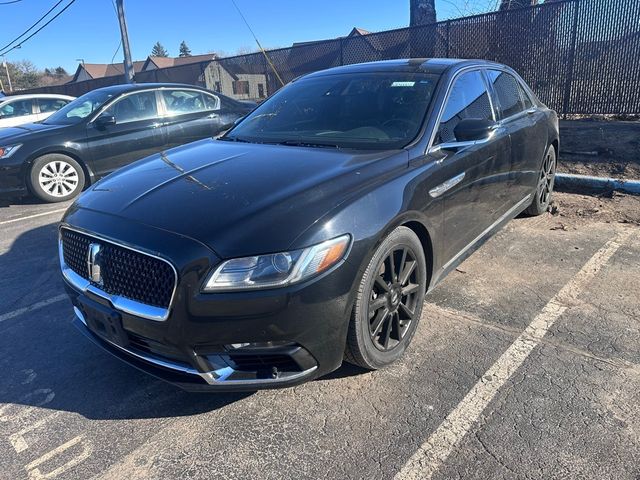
[
  {"x1": 59, "y1": 226, "x2": 178, "y2": 322},
  {"x1": 74, "y1": 307, "x2": 318, "y2": 387}
]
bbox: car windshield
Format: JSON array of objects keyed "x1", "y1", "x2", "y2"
[
  {"x1": 43, "y1": 90, "x2": 115, "y2": 125},
  {"x1": 223, "y1": 72, "x2": 439, "y2": 150}
]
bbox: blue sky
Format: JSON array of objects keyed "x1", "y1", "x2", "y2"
[{"x1": 2, "y1": 0, "x2": 475, "y2": 73}]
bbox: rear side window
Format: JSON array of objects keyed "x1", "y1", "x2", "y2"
[
  {"x1": 162, "y1": 90, "x2": 216, "y2": 115},
  {"x1": 39, "y1": 98, "x2": 70, "y2": 113},
  {"x1": 486, "y1": 70, "x2": 527, "y2": 119},
  {"x1": 0, "y1": 99, "x2": 34, "y2": 118},
  {"x1": 435, "y1": 70, "x2": 493, "y2": 144}
]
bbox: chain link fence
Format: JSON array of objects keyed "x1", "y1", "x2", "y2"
[{"x1": 11, "y1": 0, "x2": 640, "y2": 115}]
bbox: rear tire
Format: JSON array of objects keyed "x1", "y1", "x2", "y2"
[
  {"x1": 29, "y1": 154, "x2": 85, "y2": 203},
  {"x1": 345, "y1": 226, "x2": 427, "y2": 370},
  {"x1": 524, "y1": 145, "x2": 556, "y2": 216}
]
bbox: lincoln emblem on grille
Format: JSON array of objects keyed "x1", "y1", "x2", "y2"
[{"x1": 87, "y1": 243, "x2": 103, "y2": 285}]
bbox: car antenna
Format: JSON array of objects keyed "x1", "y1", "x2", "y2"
[{"x1": 229, "y1": 0, "x2": 285, "y2": 87}]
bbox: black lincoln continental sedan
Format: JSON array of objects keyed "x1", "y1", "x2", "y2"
[
  {"x1": 0, "y1": 83, "x2": 253, "y2": 202},
  {"x1": 59, "y1": 59, "x2": 558, "y2": 391}
]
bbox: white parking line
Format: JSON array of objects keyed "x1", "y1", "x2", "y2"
[
  {"x1": 0, "y1": 208, "x2": 67, "y2": 226},
  {"x1": 395, "y1": 228, "x2": 632, "y2": 480},
  {"x1": 0, "y1": 294, "x2": 68, "y2": 324}
]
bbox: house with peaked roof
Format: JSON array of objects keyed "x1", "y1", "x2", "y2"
[
  {"x1": 141, "y1": 53, "x2": 217, "y2": 71},
  {"x1": 70, "y1": 61, "x2": 146, "y2": 82}
]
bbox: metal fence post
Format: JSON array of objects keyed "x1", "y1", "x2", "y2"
[
  {"x1": 446, "y1": 20, "x2": 451, "y2": 58},
  {"x1": 340, "y1": 38, "x2": 345, "y2": 66},
  {"x1": 562, "y1": 0, "x2": 581, "y2": 117}
]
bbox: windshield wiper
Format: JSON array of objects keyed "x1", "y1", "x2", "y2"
[
  {"x1": 218, "y1": 136, "x2": 252, "y2": 143},
  {"x1": 277, "y1": 140, "x2": 341, "y2": 149}
]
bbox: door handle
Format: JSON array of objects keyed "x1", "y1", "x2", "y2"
[
  {"x1": 526, "y1": 108, "x2": 537, "y2": 115},
  {"x1": 207, "y1": 113, "x2": 219, "y2": 119},
  {"x1": 429, "y1": 172, "x2": 466, "y2": 198}
]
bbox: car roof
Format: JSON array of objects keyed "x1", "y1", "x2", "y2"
[
  {"x1": 301, "y1": 58, "x2": 506, "y2": 79},
  {"x1": 0, "y1": 93, "x2": 75, "y2": 101},
  {"x1": 88, "y1": 83, "x2": 211, "y2": 95}
]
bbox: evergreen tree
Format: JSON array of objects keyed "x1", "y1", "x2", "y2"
[
  {"x1": 151, "y1": 41, "x2": 169, "y2": 57},
  {"x1": 178, "y1": 41, "x2": 192, "y2": 57}
]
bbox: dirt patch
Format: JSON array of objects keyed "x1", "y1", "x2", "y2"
[
  {"x1": 546, "y1": 191, "x2": 640, "y2": 229},
  {"x1": 558, "y1": 120, "x2": 640, "y2": 180}
]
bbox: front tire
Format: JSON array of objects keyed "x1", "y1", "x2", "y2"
[
  {"x1": 345, "y1": 226, "x2": 427, "y2": 370},
  {"x1": 29, "y1": 154, "x2": 85, "y2": 203},
  {"x1": 524, "y1": 145, "x2": 556, "y2": 216}
]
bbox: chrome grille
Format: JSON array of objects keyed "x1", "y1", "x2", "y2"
[{"x1": 60, "y1": 228, "x2": 176, "y2": 309}]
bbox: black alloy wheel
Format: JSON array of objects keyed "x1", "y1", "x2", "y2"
[
  {"x1": 525, "y1": 145, "x2": 556, "y2": 216},
  {"x1": 345, "y1": 226, "x2": 427, "y2": 369}
]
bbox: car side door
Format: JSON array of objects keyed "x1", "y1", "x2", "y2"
[
  {"x1": 159, "y1": 89, "x2": 227, "y2": 149},
  {"x1": 85, "y1": 90, "x2": 168, "y2": 176},
  {"x1": 428, "y1": 69, "x2": 513, "y2": 267},
  {"x1": 486, "y1": 69, "x2": 548, "y2": 203},
  {"x1": 0, "y1": 98, "x2": 39, "y2": 127}
]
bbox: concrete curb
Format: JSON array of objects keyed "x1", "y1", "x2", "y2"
[{"x1": 555, "y1": 173, "x2": 640, "y2": 195}]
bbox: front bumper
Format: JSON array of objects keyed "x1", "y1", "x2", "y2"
[
  {"x1": 0, "y1": 159, "x2": 27, "y2": 196},
  {"x1": 61, "y1": 210, "x2": 359, "y2": 392}
]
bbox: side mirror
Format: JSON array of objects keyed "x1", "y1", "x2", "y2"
[
  {"x1": 453, "y1": 118, "x2": 497, "y2": 142},
  {"x1": 94, "y1": 113, "x2": 116, "y2": 129}
]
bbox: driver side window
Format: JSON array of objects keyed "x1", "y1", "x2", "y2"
[{"x1": 435, "y1": 71, "x2": 493, "y2": 145}]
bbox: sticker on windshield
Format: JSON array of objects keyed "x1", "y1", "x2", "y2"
[{"x1": 391, "y1": 81, "x2": 415, "y2": 87}]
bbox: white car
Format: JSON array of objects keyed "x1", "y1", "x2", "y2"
[{"x1": 0, "y1": 94, "x2": 75, "y2": 128}]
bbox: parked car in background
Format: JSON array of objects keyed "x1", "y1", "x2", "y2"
[
  {"x1": 0, "y1": 83, "x2": 254, "y2": 202},
  {"x1": 59, "y1": 59, "x2": 558, "y2": 391},
  {"x1": 0, "y1": 94, "x2": 75, "y2": 128}
]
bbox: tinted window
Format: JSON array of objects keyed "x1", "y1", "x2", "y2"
[
  {"x1": 162, "y1": 90, "x2": 213, "y2": 115},
  {"x1": 0, "y1": 99, "x2": 33, "y2": 118},
  {"x1": 109, "y1": 91, "x2": 158, "y2": 123},
  {"x1": 38, "y1": 98, "x2": 70, "y2": 113},
  {"x1": 435, "y1": 70, "x2": 493, "y2": 144},
  {"x1": 225, "y1": 72, "x2": 439, "y2": 150},
  {"x1": 487, "y1": 70, "x2": 525, "y2": 118}
]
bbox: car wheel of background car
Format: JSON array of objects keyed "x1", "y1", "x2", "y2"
[
  {"x1": 29, "y1": 154, "x2": 85, "y2": 203},
  {"x1": 345, "y1": 226, "x2": 427, "y2": 370},
  {"x1": 524, "y1": 145, "x2": 557, "y2": 216}
]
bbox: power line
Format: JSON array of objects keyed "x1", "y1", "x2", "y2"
[
  {"x1": 0, "y1": 0, "x2": 66, "y2": 54},
  {"x1": 229, "y1": 0, "x2": 285, "y2": 87},
  {"x1": 0, "y1": 0, "x2": 77, "y2": 57}
]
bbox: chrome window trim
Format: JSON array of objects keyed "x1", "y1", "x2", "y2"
[
  {"x1": 74, "y1": 307, "x2": 317, "y2": 386},
  {"x1": 426, "y1": 65, "x2": 496, "y2": 153},
  {"x1": 59, "y1": 225, "x2": 178, "y2": 322},
  {"x1": 485, "y1": 67, "x2": 539, "y2": 124},
  {"x1": 88, "y1": 87, "x2": 163, "y2": 124}
]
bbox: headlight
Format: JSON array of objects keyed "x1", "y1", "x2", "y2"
[
  {"x1": 0, "y1": 144, "x2": 22, "y2": 159},
  {"x1": 202, "y1": 234, "x2": 351, "y2": 292}
]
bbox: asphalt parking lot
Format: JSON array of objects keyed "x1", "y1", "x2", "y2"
[{"x1": 0, "y1": 193, "x2": 638, "y2": 480}]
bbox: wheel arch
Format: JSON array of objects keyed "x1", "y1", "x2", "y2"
[{"x1": 24, "y1": 149, "x2": 94, "y2": 191}]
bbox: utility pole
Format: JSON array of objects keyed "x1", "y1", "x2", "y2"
[
  {"x1": 115, "y1": 0, "x2": 135, "y2": 83},
  {"x1": 2, "y1": 55, "x2": 12, "y2": 92}
]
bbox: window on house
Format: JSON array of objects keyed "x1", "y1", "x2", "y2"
[
  {"x1": 232, "y1": 80, "x2": 250, "y2": 95},
  {"x1": 214, "y1": 81, "x2": 221, "y2": 93},
  {"x1": 258, "y1": 84, "x2": 265, "y2": 98}
]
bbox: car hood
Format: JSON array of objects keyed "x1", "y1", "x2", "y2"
[
  {"x1": 0, "y1": 122, "x2": 67, "y2": 142},
  {"x1": 73, "y1": 138, "x2": 407, "y2": 258}
]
